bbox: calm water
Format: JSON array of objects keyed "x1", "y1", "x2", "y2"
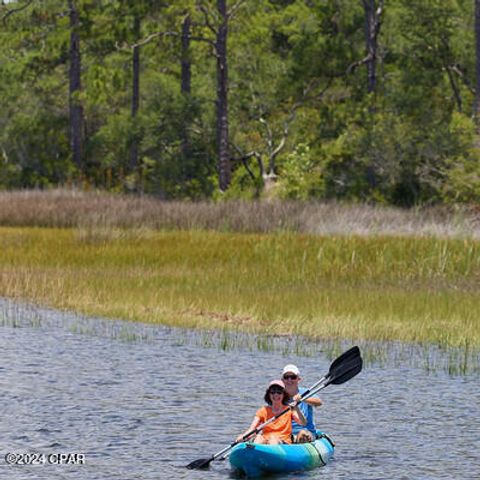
[{"x1": 0, "y1": 300, "x2": 479, "y2": 480}]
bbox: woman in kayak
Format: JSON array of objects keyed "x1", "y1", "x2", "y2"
[{"x1": 236, "y1": 380, "x2": 306, "y2": 445}]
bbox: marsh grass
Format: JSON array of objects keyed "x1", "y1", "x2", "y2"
[
  {"x1": 1, "y1": 188, "x2": 479, "y2": 238},
  {"x1": 0, "y1": 227, "x2": 478, "y2": 353},
  {"x1": 1, "y1": 190, "x2": 479, "y2": 371}
]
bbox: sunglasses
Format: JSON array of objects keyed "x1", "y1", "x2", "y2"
[
  {"x1": 283, "y1": 374, "x2": 298, "y2": 380},
  {"x1": 269, "y1": 388, "x2": 284, "y2": 395}
]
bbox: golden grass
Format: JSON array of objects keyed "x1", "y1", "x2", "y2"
[
  {"x1": 0, "y1": 188, "x2": 479, "y2": 238},
  {"x1": 0, "y1": 227, "x2": 478, "y2": 348}
]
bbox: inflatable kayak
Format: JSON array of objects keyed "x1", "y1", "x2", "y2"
[{"x1": 229, "y1": 431, "x2": 335, "y2": 477}]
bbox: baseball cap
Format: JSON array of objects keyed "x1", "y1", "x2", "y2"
[
  {"x1": 267, "y1": 379, "x2": 286, "y2": 390},
  {"x1": 282, "y1": 364, "x2": 300, "y2": 376}
]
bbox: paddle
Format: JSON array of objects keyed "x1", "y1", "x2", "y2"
[
  {"x1": 298, "y1": 346, "x2": 360, "y2": 398},
  {"x1": 186, "y1": 346, "x2": 363, "y2": 470}
]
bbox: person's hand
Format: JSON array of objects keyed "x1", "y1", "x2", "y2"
[
  {"x1": 289, "y1": 393, "x2": 301, "y2": 408},
  {"x1": 237, "y1": 433, "x2": 254, "y2": 443}
]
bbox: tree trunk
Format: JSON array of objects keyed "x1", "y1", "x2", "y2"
[
  {"x1": 181, "y1": 14, "x2": 191, "y2": 161},
  {"x1": 216, "y1": 0, "x2": 231, "y2": 191},
  {"x1": 68, "y1": 0, "x2": 83, "y2": 172},
  {"x1": 130, "y1": 15, "x2": 141, "y2": 173},
  {"x1": 181, "y1": 14, "x2": 191, "y2": 96},
  {"x1": 474, "y1": 0, "x2": 480, "y2": 122},
  {"x1": 363, "y1": 0, "x2": 378, "y2": 94}
]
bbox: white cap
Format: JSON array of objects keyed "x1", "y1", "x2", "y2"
[{"x1": 282, "y1": 364, "x2": 300, "y2": 376}]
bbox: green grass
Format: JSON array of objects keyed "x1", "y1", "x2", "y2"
[{"x1": 0, "y1": 227, "x2": 479, "y2": 348}]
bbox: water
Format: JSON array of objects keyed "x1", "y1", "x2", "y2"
[{"x1": 0, "y1": 300, "x2": 479, "y2": 479}]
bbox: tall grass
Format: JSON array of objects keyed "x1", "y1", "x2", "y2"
[
  {"x1": 0, "y1": 227, "x2": 478, "y2": 348},
  {"x1": 0, "y1": 188, "x2": 479, "y2": 238}
]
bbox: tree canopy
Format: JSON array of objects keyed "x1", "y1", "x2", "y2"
[{"x1": 1, "y1": 0, "x2": 479, "y2": 205}]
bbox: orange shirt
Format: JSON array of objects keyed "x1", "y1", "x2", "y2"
[{"x1": 255, "y1": 406, "x2": 293, "y2": 443}]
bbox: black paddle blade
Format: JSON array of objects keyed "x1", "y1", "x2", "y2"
[
  {"x1": 329, "y1": 355, "x2": 363, "y2": 385},
  {"x1": 329, "y1": 346, "x2": 360, "y2": 373},
  {"x1": 186, "y1": 457, "x2": 213, "y2": 470}
]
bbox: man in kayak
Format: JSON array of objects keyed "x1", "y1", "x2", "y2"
[
  {"x1": 282, "y1": 364, "x2": 322, "y2": 443},
  {"x1": 236, "y1": 379, "x2": 306, "y2": 445}
]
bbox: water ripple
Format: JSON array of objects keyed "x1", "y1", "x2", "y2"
[{"x1": 0, "y1": 298, "x2": 479, "y2": 479}]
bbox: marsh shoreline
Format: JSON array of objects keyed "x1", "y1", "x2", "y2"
[
  {"x1": 1, "y1": 190, "x2": 478, "y2": 372},
  {"x1": 1, "y1": 297, "x2": 478, "y2": 375}
]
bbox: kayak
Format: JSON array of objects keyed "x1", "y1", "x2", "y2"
[{"x1": 229, "y1": 431, "x2": 335, "y2": 477}]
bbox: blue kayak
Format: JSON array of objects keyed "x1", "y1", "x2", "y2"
[{"x1": 229, "y1": 431, "x2": 335, "y2": 477}]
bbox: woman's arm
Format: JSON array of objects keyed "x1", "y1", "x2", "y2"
[{"x1": 236, "y1": 416, "x2": 261, "y2": 442}]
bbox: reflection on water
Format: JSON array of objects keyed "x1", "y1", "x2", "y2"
[{"x1": 0, "y1": 299, "x2": 479, "y2": 479}]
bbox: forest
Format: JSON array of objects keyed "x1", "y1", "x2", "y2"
[{"x1": 1, "y1": 0, "x2": 480, "y2": 206}]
